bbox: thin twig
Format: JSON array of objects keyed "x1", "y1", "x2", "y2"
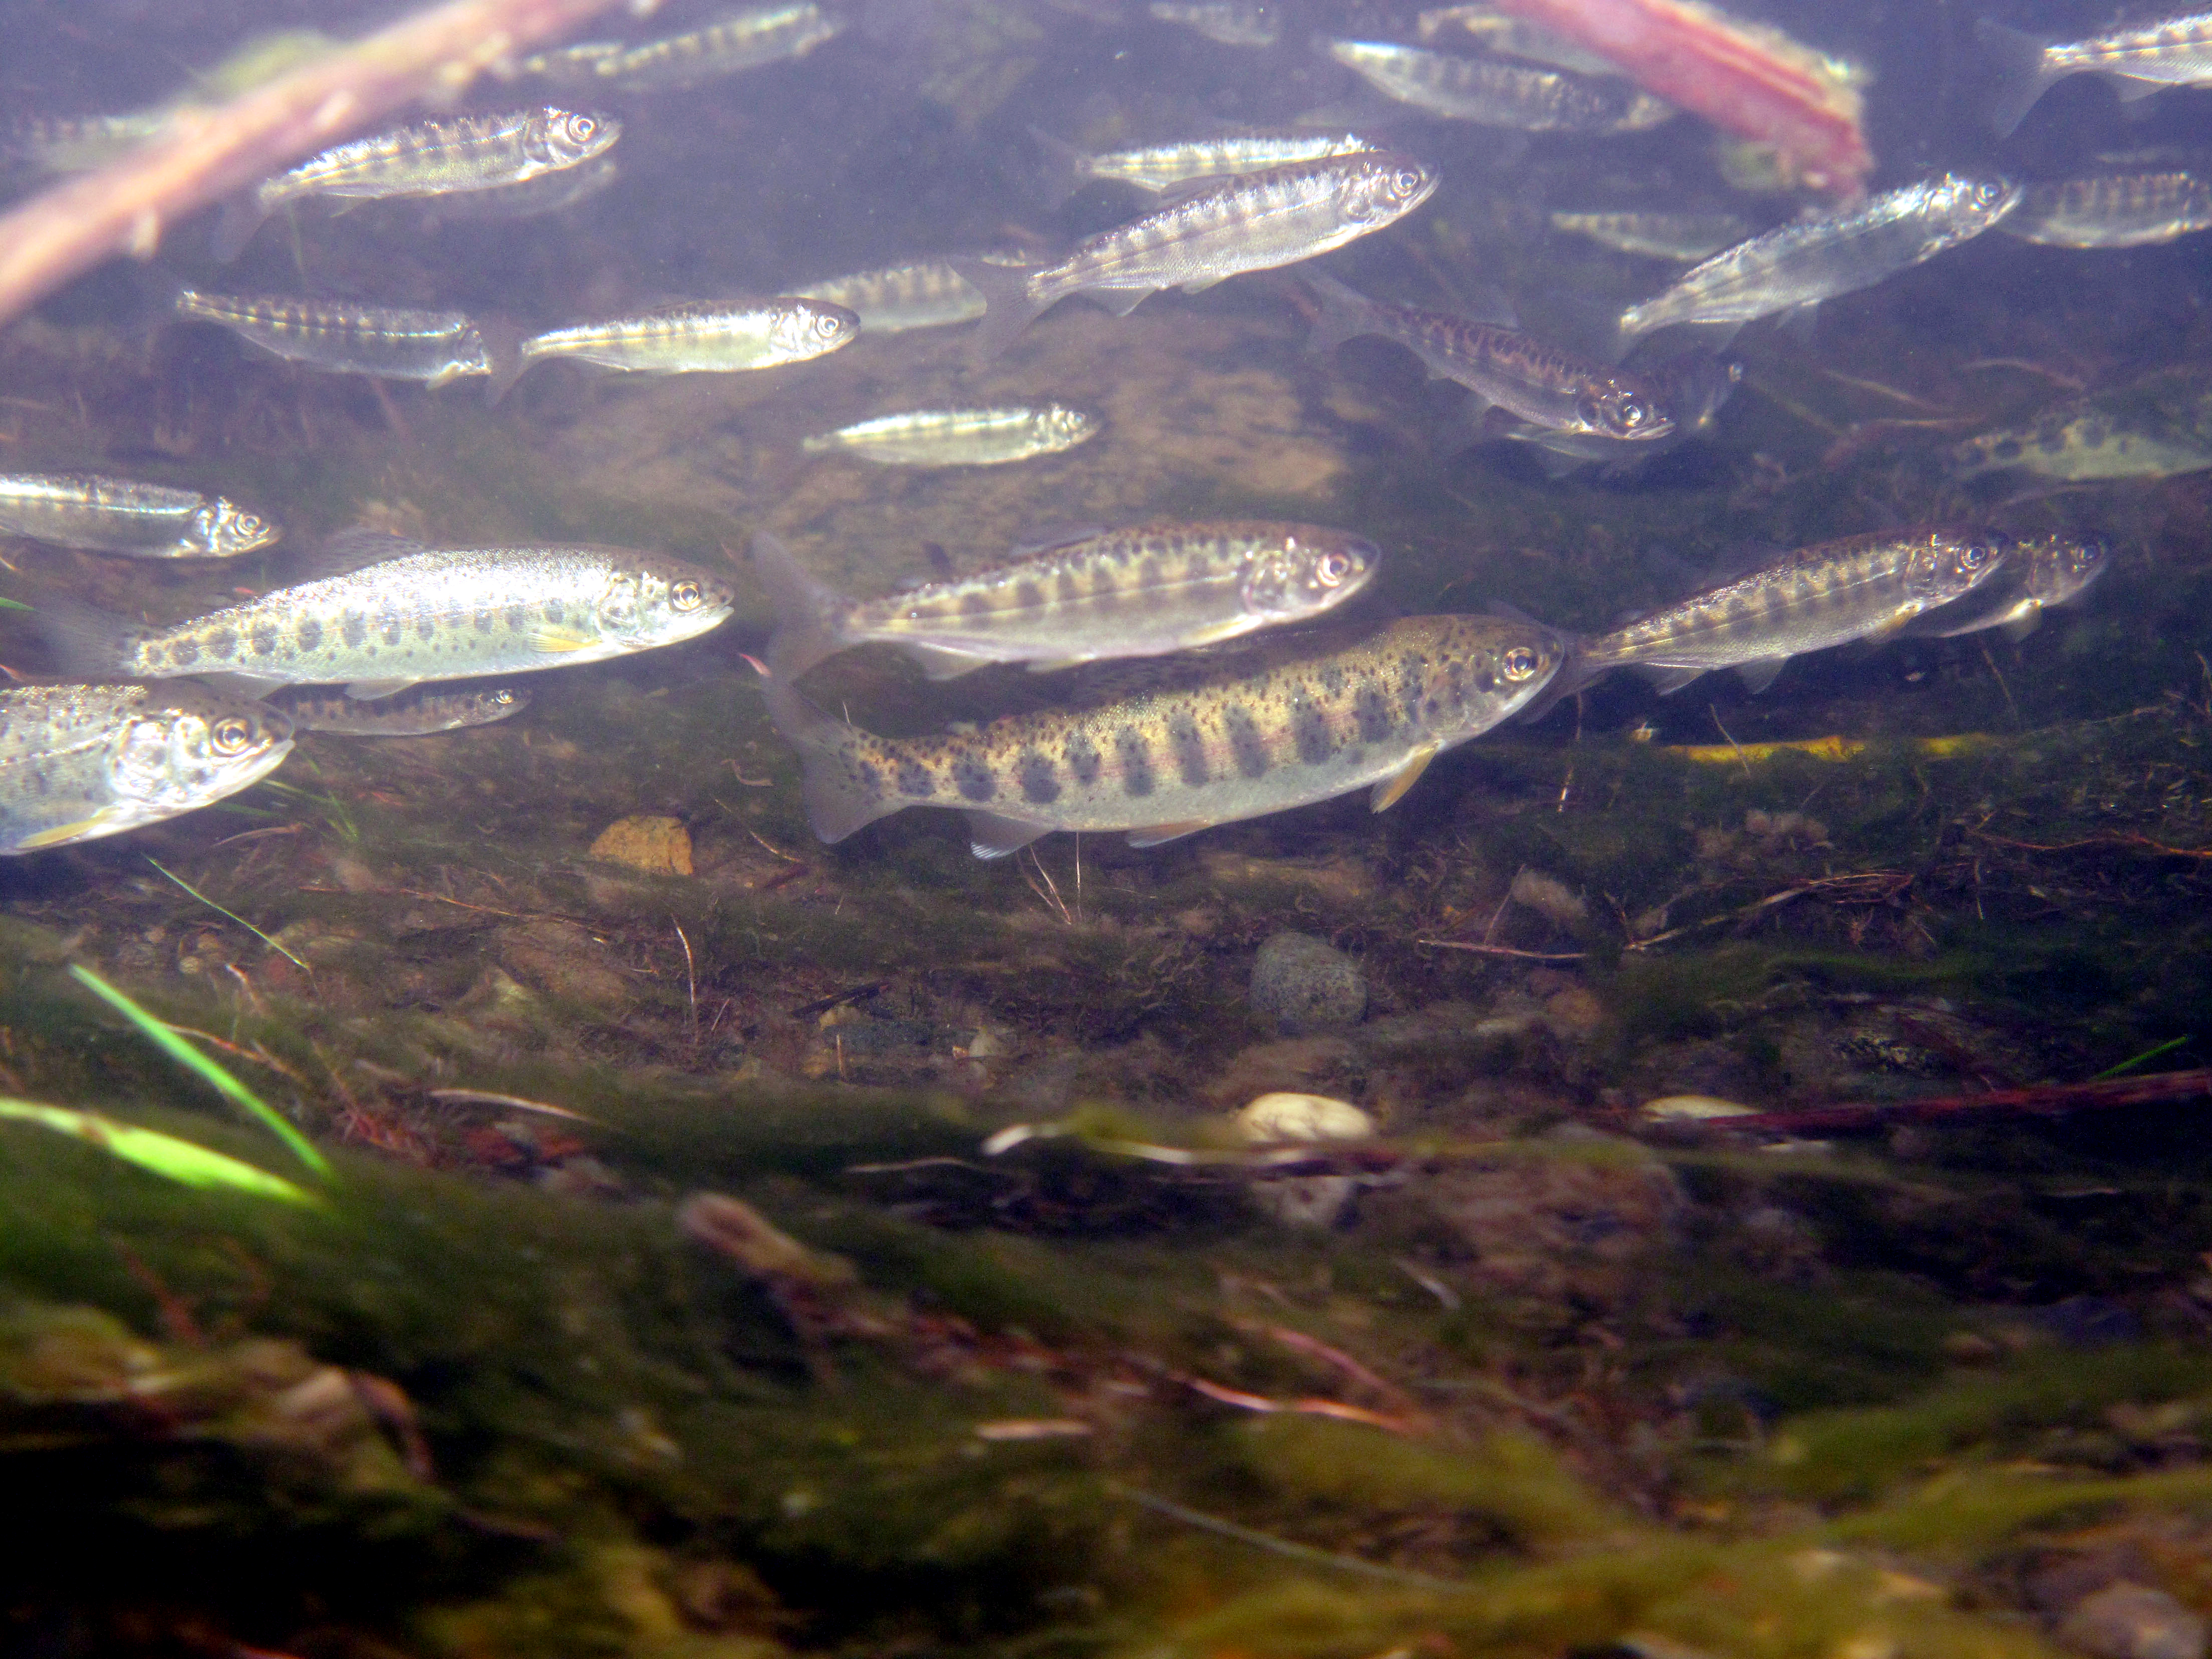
[
  {"x1": 1107, "y1": 1485, "x2": 1460, "y2": 1588},
  {"x1": 1656, "y1": 1067, "x2": 2212, "y2": 1135},
  {"x1": 1415, "y1": 939, "x2": 1587, "y2": 961},
  {"x1": 427, "y1": 1088, "x2": 599, "y2": 1123},
  {"x1": 673, "y1": 917, "x2": 698, "y2": 1046},
  {"x1": 147, "y1": 857, "x2": 312, "y2": 978}
]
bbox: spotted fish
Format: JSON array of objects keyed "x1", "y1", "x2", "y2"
[
  {"x1": 1951, "y1": 399, "x2": 2212, "y2": 482},
  {"x1": 761, "y1": 613, "x2": 1564, "y2": 858},
  {"x1": 171, "y1": 288, "x2": 511, "y2": 387},
  {"x1": 0, "y1": 473, "x2": 278, "y2": 559},
  {"x1": 1900, "y1": 533, "x2": 2109, "y2": 642},
  {"x1": 1303, "y1": 273, "x2": 1675, "y2": 444},
  {"x1": 754, "y1": 519, "x2": 1377, "y2": 681},
  {"x1": 1574, "y1": 527, "x2": 2015, "y2": 695},
  {"x1": 214, "y1": 107, "x2": 618, "y2": 259},
  {"x1": 42, "y1": 529, "x2": 733, "y2": 700},
  {"x1": 261, "y1": 682, "x2": 531, "y2": 736},
  {"x1": 0, "y1": 683, "x2": 293, "y2": 854},
  {"x1": 952, "y1": 152, "x2": 1436, "y2": 358}
]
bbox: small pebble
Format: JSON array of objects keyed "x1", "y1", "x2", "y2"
[
  {"x1": 1642, "y1": 1095, "x2": 1760, "y2": 1121},
  {"x1": 1509, "y1": 868, "x2": 1586, "y2": 926},
  {"x1": 2059, "y1": 1584, "x2": 2206, "y2": 1659},
  {"x1": 1248, "y1": 931, "x2": 1365, "y2": 1032},
  {"x1": 589, "y1": 814, "x2": 694, "y2": 875},
  {"x1": 1236, "y1": 1091, "x2": 1374, "y2": 1144}
]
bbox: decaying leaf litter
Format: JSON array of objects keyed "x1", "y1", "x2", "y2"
[{"x1": 3, "y1": 0, "x2": 2212, "y2": 1656}]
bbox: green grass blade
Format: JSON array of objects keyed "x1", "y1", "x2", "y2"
[
  {"x1": 0, "y1": 1098, "x2": 319, "y2": 1205},
  {"x1": 68, "y1": 964, "x2": 334, "y2": 1179},
  {"x1": 0, "y1": 596, "x2": 28, "y2": 611},
  {"x1": 146, "y1": 857, "x2": 313, "y2": 974},
  {"x1": 2091, "y1": 1035, "x2": 2191, "y2": 1082}
]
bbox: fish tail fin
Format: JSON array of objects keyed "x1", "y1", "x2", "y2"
[
  {"x1": 750, "y1": 532, "x2": 847, "y2": 682},
  {"x1": 479, "y1": 317, "x2": 530, "y2": 406},
  {"x1": 949, "y1": 255, "x2": 1049, "y2": 363},
  {"x1": 758, "y1": 676, "x2": 899, "y2": 845},
  {"x1": 1976, "y1": 17, "x2": 2057, "y2": 136},
  {"x1": 35, "y1": 596, "x2": 144, "y2": 679},
  {"x1": 209, "y1": 194, "x2": 271, "y2": 263},
  {"x1": 1027, "y1": 126, "x2": 1094, "y2": 208},
  {"x1": 1299, "y1": 270, "x2": 1373, "y2": 355}
]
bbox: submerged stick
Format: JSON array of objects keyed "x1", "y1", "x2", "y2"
[
  {"x1": 1668, "y1": 1067, "x2": 2212, "y2": 1135},
  {"x1": 0, "y1": 0, "x2": 623, "y2": 329}
]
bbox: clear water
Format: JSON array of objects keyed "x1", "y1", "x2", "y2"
[{"x1": 0, "y1": 2, "x2": 2209, "y2": 1654}]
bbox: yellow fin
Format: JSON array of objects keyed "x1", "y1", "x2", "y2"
[
  {"x1": 1369, "y1": 743, "x2": 1439, "y2": 812},
  {"x1": 16, "y1": 810, "x2": 125, "y2": 850},
  {"x1": 1177, "y1": 616, "x2": 1258, "y2": 647},
  {"x1": 526, "y1": 625, "x2": 597, "y2": 654}
]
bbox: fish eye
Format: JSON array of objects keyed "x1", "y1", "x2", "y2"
[
  {"x1": 1502, "y1": 646, "x2": 1539, "y2": 681},
  {"x1": 571, "y1": 115, "x2": 597, "y2": 140},
  {"x1": 670, "y1": 579, "x2": 704, "y2": 611},
  {"x1": 1393, "y1": 166, "x2": 1424, "y2": 195},
  {"x1": 1616, "y1": 399, "x2": 1647, "y2": 430},
  {"x1": 211, "y1": 716, "x2": 254, "y2": 755},
  {"x1": 493, "y1": 689, "x2": 516, "y2": 706},
  {"x1": 1315, "y1": 551, "x2": 1351, "y2": 586}
]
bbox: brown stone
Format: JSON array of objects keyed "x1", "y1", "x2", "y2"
[{"x1": 590, "y1": 815, "x2": 694, "y2": 876}]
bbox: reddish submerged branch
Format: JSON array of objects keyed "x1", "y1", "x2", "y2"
[
  {"x1": 0, "y1": 0, "x2": 624, "y2": 330},
  {"x1": 1681, "y1": 1068, "x2": 2212, "y2": 1136}
]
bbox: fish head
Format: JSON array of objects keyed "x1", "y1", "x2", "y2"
[
  {"x1": 109, "y1": 688, "x2": 294, "y2": 816},
  {"x1": 1241, "y1": 528, "x2": 1378, "y2": 618},
  {"x1": 1038, "y1": 404, "x2": 1099, "y2": 447},
  {"x1": 1916, "y1": 528, "x2": 2013, "y2": 603},
  {"x1": 602, "y1": 556, "x2": 737, "y2": 646},
  {"x1": 191, "y1": 495, "x2": 281, "y2": 558},
  {"x1": 770, "y1": 299, "x2": 861, "y2": 361},
  {"x1": 1338, "y1": 152, "x2": 1439, "y2": 226},
  {"x1": 1418, "y1": 614, "x2": 1568, "y2": 734},
  {"x1": 1941, "y1": 172, "x2": 2027, "y2": 232},
  {"x1": 526, "y1": 108, "x2": 622, "y2": 170},
  {"x1": 1577, "y1": 379, "x2": 1677, "y2": 442},
  {"x1": 2019, "y1": 533, "x2": 2111, "y2": 606}
]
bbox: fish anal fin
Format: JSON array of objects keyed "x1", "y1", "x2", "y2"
[
  {"x1": 1125, "y1": 818, "x2": 1215, "y2": 849},
  {"x1": 1638, "y1": 664, "x2": 1706, "y2": 695},
  {"x1": 1086, "y1": 285, "x2": 1157, "y2": 317},
  {"x1": 16, "y1": 810, "x2": 126, "y2": 850},
  {"x1": 904, "y1": 643, "x2": 992, "y2": 680},
  {"x1": 1734, "y1": 657, "x2": 1789, "y2": 694},
  {"x1": 967, "y1": 811, "x2": 1049, "y2": 859},
  {"x1": 1370, "y1": 742, "x2": 1439, "y2": 812}
]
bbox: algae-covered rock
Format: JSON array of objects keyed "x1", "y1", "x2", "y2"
[
  {"x1": 1250, "y1": 932, "x2": 1368, "y2": 1034},
  {"x1": 591, "y1": 815, "x2": 695, "y2": 877}
]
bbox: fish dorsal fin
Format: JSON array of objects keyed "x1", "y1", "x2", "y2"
[
  {"x1": 1008, "y1": 522, "x2": 1108, "y2": 557},
  {"x1": 1125, "y1": 818, "x2": 1215, "y2": 849},
  {"x1": 1734, "y1": 656, "x2": 1789, "y2": 694},
  {"x1": 1370, "y1": 742, "x2": 1440, "y2": 812},
  {"x1": 297, "y1": 527, "x2": 430, "y2": 582},
  {"x1": 1486, "y1": 600, "x2": 1542, "y2": 626},
  {"x1": 967, "y1": 811, "x2": 1049, "y2": 859}
]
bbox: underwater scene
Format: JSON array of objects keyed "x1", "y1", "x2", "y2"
[{"x1": 4, "y1": 0, "x2": 2212, "y2": 1652}]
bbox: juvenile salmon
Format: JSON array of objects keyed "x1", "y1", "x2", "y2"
[
  {"x1": 171, "y1": 288, "x2": 509, "y2": 387},
  {"x1": 0, "y1": 473, "x2": 277, "y2": 560},
  {"x1": 762, "y1": 614, "x2": 1563, "y2": 857},
  {"x1": 499, "y1": 298, "x2": 857, "y2": 399},
  {"x1": 799, "y1": 406, "x2": 1097, "y2": 466}
]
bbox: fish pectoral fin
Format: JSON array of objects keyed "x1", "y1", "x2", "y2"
[
  {"x1": 15, "y1": 809, "x2": 129, "y2": 850},
  {"x1": 1021, "y1": 657, "x2": 1092, "y2": 674},
  {"x1": 1637, "y1": 665, "x2": 1707, "y2": 695},
  {"x1": 344, "y1": 678, "x2": 414, "y2": 700},
  {"x1": 1125, "y1": 819, "x2": 1215, "y2": 849},
  {"x1": 1086, "y1": 286, "x2": 1157, "y2": 317},
  {"x1": 905, "y1": 643, "x2": 992, "y2": 680},
  {"x1": 526, "y1": 624, "x2": 599, "y2": 654},
  {"x1": 1370, "y1": 743, "x2": 1440, "y2": 813},
  {"x1": 966, "y1": 811, "x2": 1049, "y2": 859},
  {"x1": 1734, "y1": 657, "x2": 1790, "y2": 694}
]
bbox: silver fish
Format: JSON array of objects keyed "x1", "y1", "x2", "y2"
[
  {"x1": 416, "y1": 154, "x2": 621, "y2": 224},
  {"x1": 1901, "y1": 534, "x2": 2109, "y2": 642},
  {"x1": 761, "y1": 613, "x2": 1564, "y2": 858},
  {"x1": 1951, "y1": 401, "x2": 2212, "y2": 482},
  {"x1": 1031, "y1": 128, "x2": 1384, "y2": 205},
  {"x1": 791, "y1": 258, "x2": 994, "y2": 333},
  {"x1": 1148, "y1": 0, "x2": 1280, "y2": 46},
  {"x1": 1576, "y1": 528, "x2": 2015, "y2": 695},
  {"x1": 0, "y1": 683, "x2": 293, "y2": 854},
  {"x1": 499, "y1": 299, "x2": 857, "y2": 399},
  {"x1": 522, "y1": 3, "x2": 843, "y2": 92},
  {"x1": 2000, "y1": 172, "x2": 2212, "y2": 247},
  {"x1": 171, "y1": 288, "x2": 508, "y2": 387},
  {"x1": 799, "y1": 405, "x2": 1097, "y2": 466},
  {"x1": 1618, "y1": 174, "x2": 2023, "y2": 342},
  {"x1": 215, "y1": 107, "x2": 618, "y2": 259},
  {"x1": 1504, "y1": 355, "x2": 1742, "y2": 474},
  {"x1": 754, "y1": 519, "x2": 1377, "y2": 681},
  {"x1": 44, "y1": 529, "x2": 734, "y2": 700},
  {"x1": 0, "y1": 473, "x2": 278, "y2": 560},
  {"x1": 1304, "y1": 273, "x2": 1675, "y2": 443},
  {"x1": 955, "y1": 152, "x2": 1437, "y2": 358},
  {"x1": 1, "y1": 111, "x2": 168, "y2": 174},
  {"x1": 1415, "y1": 6, "x2": 1626, "y2": 75},
  {"x1": 1322, "y1": 39, "x2": 1673, "y2": 132},
  {"x1": 1980, "y1": 12, "x2": 2212, "y2": 137},
  {"x1": 1549, "y1": 209, "x2": 1752, "y2": 261},
  {"x1": 262, "y1": 682, "x2": 530, "y2": 735}
]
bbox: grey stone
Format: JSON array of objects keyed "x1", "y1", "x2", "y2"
[
  {"x1": 2060, "y1": 1584, "x2": 2206, "y2": 1659},
  {"x1": 1249, "y1": 932, "x2": 1366, "y2": 1033}
]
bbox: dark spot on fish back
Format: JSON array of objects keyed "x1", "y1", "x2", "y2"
[
  {"x1": 207, "y1": 628, "x2": 237, "y2": 660},
  {"x1": 507, "y1": 603, "x2": 527, "y2": 632},
  {"x1": 952, "y1": 752, "x2": 996, "y2": 802},
  {"x1": 1167, "y1": 713, "x2": 1208, "y2": 786},
  {"x1": 342, "y1": 613, "x2": 367, "y2": 649},
  {"x1": 1224, "y1": 704, "x2": 1269, "y2": 777},
  {"x1": 251, "y1": 625, "x2": 279, "y2": 658},
  {"x1": 1353, "y1": 686, "x2": 1393, "y2": 743},
  {"x1": 295, "y1": 618, "x2": 322, "y2": 653},
  {"x1": 1064, "y1": 733, "x2": 1102, "y2": 785},
  {"x1": 896, "y1": 760, "x2": 936, "y2": 798},
  {"x1": 1292, "y1": 698, "x2": 1332, "y2": 765},
  {"x1": 172, "y1": 638, "x2": 201, "y2": 666}
]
